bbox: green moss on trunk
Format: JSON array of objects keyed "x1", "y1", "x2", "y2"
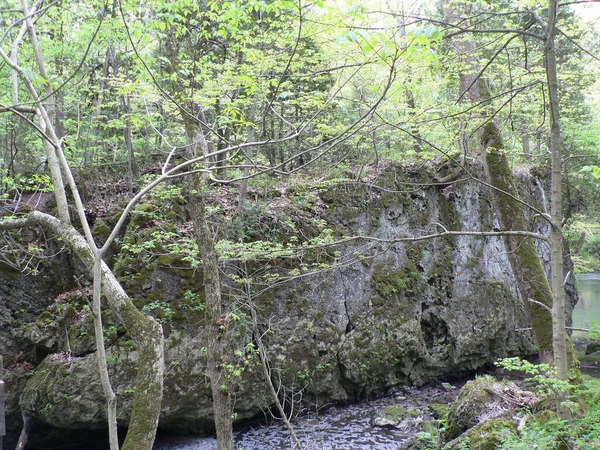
[{"x1": 484, "y1": 125, "x2": 555, "y2": 362}]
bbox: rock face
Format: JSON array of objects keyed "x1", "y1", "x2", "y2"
[{"x1": 1, "y1": 162, "x2": 577, "y2": 436}]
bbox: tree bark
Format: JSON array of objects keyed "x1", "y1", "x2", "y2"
[
  {"x1": 92, "y1": 255, "x2": 119, "y2": 450},
  {"x1": 483, "y1": 126, "x2": 554, "y2": 363},
  {"x1": 15, "y1": 412, "x2": 31, "y2": 450},
  {"x1": 3, "y1": 5, "x2": 165, "y2": 446},
  {"x1": 121, "y1": 93, "x2": 138, "y2": 192},
  {"x1": 521, "y1": 127, "x2": 530, "y2": 159},
  {"x1": 189, "y1": 190, "x2": 234, "y2": 450},
  {"x1": 441, "y1": 0, "x2": 479, "y2": 160},
  {"x1": 169, "y1": 34, "x2": 235, "y2": 441},
  {"x1": 237, "y1": 95, "x2": 259, "y2": 212},
  {"x1": 545, "y1": 0, "x2": 571, "y2": 420}
]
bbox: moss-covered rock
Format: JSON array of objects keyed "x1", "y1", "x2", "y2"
[
  {"x1": 66, "y1": 321, "x2": 96, "y2": 356},
  {"x1": 19, "y1": 320, "x2": 59, "y2": 353},
  {"x1": 444, "y1": 418, "x2": 517, "y2": 450},
  {"x1": 445, "y1": 377, "x2": 512, "y2": 440},
  {"x1": 4, "y1": 161, "x2": 573, "y2": 436},
  {"x1": 428, "y1": 402, "x2": 450, "y2": 420},
  {"x1": 371, "y1": 405, "x2": 420, "y2": 427},
  {"x1": 585, "y1": 338, "x2": 600, "y2": 355}
]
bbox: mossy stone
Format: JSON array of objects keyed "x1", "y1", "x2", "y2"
[
  {"x1": 371, "y1": 405, "x2": 419, "y2": 427},
  {"x1": 445, "y1": 377, "x2": 501, "y2": 440},
  {"x1": 444, "y1": 418, "x2": 516, "y2": 450},
  {"x1": 428, "y1": 403, "x2": 450, "y2": 420}
]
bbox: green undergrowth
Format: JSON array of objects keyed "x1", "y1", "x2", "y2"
[
  {"x1": 416, "y1": 365, "x2": 600, "y2": 449},
  {"x1": 494, "y1": 376, "x2": 600, "y2": 450}
]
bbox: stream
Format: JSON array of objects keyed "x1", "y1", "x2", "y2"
[
  {"x1": 573, "y1": 273, "x2": 600, "y2": 337},
  {"x1": 153, "y1": 385, "x2": 459, "y2": 450}
]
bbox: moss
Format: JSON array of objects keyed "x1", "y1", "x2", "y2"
[
  {"x1": 577, "y1": 354, "x2": 600, "y2": 364},
  {"x1": 484, "y1": 143, "x2": 561, "y2": 363},
  {"x1": 376, "y1": 405, "x2": 419, "y2": 423},
  {"x1": 155, "y1": 253, "x2": 186, "y2": 267},
  {"x1": 406, "y1": 243, "x2": 423, "y2": 264},
  {"x1": 534, "y1": 409, "x2": 556, "y2": 424},
  {"x1": 37, "y1": 310, "x2": 53, "y2": 323},
  {"x1": 130, "y1": 203, "x2": 155, "y2": 226},
  {"x1": 339, "y1": 206, "x2": 360, "y2": 222},
  {"x1": 372, "y1": 264, "x2": 422, "y2": 299},
  {"x1": 312, "y1": 311, "x2": 325, "y2": 321},
  {"x1": 447, "y1": 418, "x2": 516, "y2": 450},
  {"x1": 482, "y1": 122, "x2": 504, "y2": 151},
  {"x1": 379, "y1": 191, "x2": 412, "y2": 209},
  {"x1": 437, "y1": 191, "x2": 459, "y2": 235},
  {"x1": 445, "y1": 377, "x2": 498, "y2": 440},
  {"x1": 371, "y1": 296, "x2": 385, "y2": 308},
  {"x1": 428, "y1": 403, "x2": 449, "y2": 420},
  {"x1": 465, "y1": 246, "x2": 484, "y2": 270}
]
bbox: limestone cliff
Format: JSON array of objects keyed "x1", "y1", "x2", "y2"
[{"x1": 0, "y1": 161, "x2": 576, "y2": 437}]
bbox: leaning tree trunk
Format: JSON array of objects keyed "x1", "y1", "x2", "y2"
[
  {"x1": 442, "y1": 0, "x2": 556, "y2": 363},
  {"x1": 0, "y1": 211, "x2": 165, "y2": 449},
  {"x1": 482, "y1": 124, "x2": 554, "y2": 363}
]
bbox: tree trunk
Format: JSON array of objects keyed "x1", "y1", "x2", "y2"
[
  {"x1": 237, "y1": 95, "x2": 259, "y2": 212},
  {"x1": 15, "y1": 412, "x2": 31, "y2": 450},
  {"x1": 441, "y1": 0, "x2": 480, "y2": 160},
  {"x1": 3, "y1": 4, "x2": 166, "y2": 446},
  {"x1": 92, "y1": 255, "x2": 119, "y2": 450},
  {"x1": 1, "y1": 211, "x2": 165, "y2": 449},
  {"x1": 545, "y1": 1, "x2": 571, "y2": 420},
  {"x1": 121, "y1": 93, "x2": 138, "y2": 192},
  {"x1": 483, "y1": 125, "x2": 554, "y2": 363},
  {"x1": 178, "y1": 79, "x2": 234, "y2": 446},
  {"x1": 521, "y1": 127, "x2": 530, "y2": 159},
  {"x1": 189, "y1": 190, "x2": 234, "y2": 450}
]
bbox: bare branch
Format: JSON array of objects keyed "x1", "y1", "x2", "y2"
[{"x1": 528, "y1": 298, "x2": 552, "y2": 313}]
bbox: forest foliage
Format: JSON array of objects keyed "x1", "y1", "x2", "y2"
[
  {"x1": 1, "y1": 0, "x2": 598, "y2": 223},
  {"x1": 1, "y1": 0, "x2": 600, "y2": 448}
]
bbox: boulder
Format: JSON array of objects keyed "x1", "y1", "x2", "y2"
[
  {"x1": 2, "y1": 163, "x2": 574, "y2": 435},
  {"x1": 444, "y1": 377, "x2": 537, "y2": 444},
  {"x1": 370, "y1": 405, "x2": 421, "y2": 428}
]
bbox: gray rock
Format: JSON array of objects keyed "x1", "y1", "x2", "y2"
[
  {"x1": 2, "y1": 163, "x2": 576, "y2": 434},
  {"x1": 371, "y1": 405, "x2": 420, "y2": 428},
  {"x1": 441, "y1": 382, "x2": 455, "y2": 392}
]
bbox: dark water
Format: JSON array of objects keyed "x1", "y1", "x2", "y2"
[
  {"x1": 573, "y1": 273, "x2": 600, "y2": 337},
  {"x1": 153, "y1": 402, "x2": 417, "y2": 450},
  {"x1": 22, "y1": 386, "x2": 454, "y2": 450}
]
